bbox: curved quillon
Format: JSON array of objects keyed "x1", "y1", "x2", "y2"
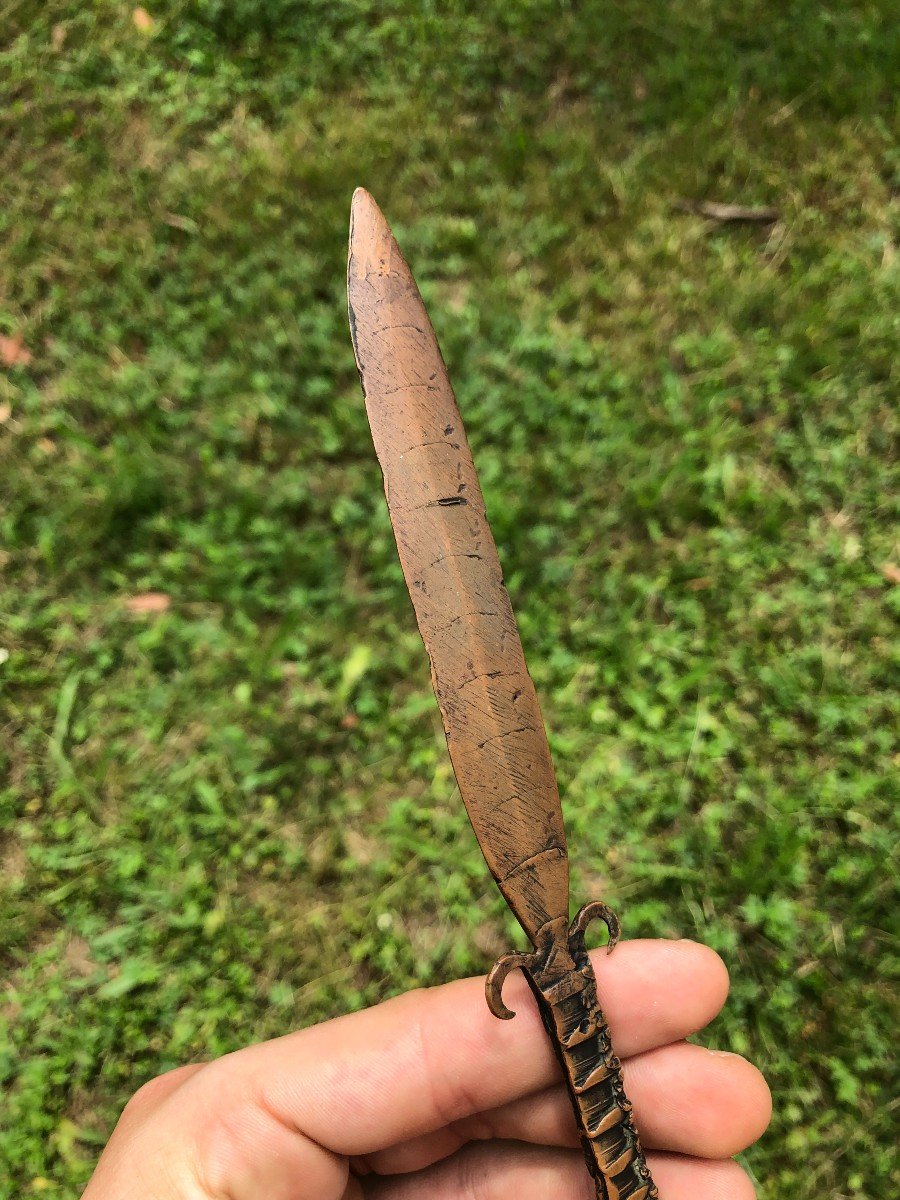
[{"x1": 486, "y1": 901, "x2": 621, "y2": 1020}]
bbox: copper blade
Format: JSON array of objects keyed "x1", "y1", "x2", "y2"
[{"x1": 348, "y1": 189, "x2": 567, "y2": 940}]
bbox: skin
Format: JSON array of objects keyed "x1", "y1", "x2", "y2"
[{"x1": 82, "y1": 939, "x2": 771, "y2": 1200}]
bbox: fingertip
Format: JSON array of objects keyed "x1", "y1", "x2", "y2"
[
  {"x1": 587, "y1": 938, "x2": 733, "y2": 1055},
  {"x1": 648, "y1": 1152, "x2": 757, "y2": 1199},
  {"x1": 679, "y1": 939, "x2": 731, "y2": 1030},
  {"x1": 620, "y1": 1039, "x2": 769, "y2": 1160},
  {"x1": 686, "y1": 939, "x2": 731, "y2": 1005},
  {"x1": 707, "y1": 1052, "x2": 773, "y2": 1152}
]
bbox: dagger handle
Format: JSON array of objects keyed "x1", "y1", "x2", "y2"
[{"x1": 487, "y1": 906, "x2": 658, "y2": 1200}]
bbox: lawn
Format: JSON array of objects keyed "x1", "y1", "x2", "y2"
[{"x1": 0, "y1": 3, "x2": 897, "y2": 1196}]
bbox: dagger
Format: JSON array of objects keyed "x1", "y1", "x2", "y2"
[{"x1": 347, "y1": 188, "x2": 658, "y2": 1200}]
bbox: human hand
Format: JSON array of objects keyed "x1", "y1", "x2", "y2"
[{"x1": 82, "y1": 939, "x2": 770, "y2": 1199}]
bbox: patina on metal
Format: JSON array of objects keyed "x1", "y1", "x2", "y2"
[{"x1": 347, "y1": 188, "x2": 657, "y2": 1200}]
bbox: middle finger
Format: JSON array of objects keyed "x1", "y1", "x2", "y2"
[{"x1": 359, "y1": 1041, "x2": 771, "y2": 1174}]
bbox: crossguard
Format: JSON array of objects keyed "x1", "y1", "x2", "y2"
[{"x1": 486, "y1": 901, "x2": 620, "y2": 1020}]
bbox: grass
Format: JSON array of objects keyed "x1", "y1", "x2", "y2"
[{"x1": 0, "y1": 2, "x2": 897, "y2": 1196}]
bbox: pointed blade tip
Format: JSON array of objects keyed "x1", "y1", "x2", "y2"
[
  {"x1": 350, "y1": 187, "x2": 382, "y2": 233},
  {"x1": 348, "y1": 189, "x2": 395, "y2": 285}
]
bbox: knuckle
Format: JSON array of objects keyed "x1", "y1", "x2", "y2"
[
  {"x1": 408, "y1": 989, "x2": 481, "y2": 1130},
  {"x1": 124, "y1": 1065, "x2": 195, "y2": 1116},
  {"x1": 452, "y1": 1109, "x2": 496, "y2": 1144}
]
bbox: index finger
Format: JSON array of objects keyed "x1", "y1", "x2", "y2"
[{"x1": 204, "y1": 938, "x2": 728, "y2": 1157}]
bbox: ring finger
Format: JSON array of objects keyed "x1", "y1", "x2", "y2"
[{"x1": 361, "y1": 1142, "x2": 756, "y2": 1199}]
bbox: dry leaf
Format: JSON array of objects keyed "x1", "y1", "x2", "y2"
[
  {"x1": 51, "y1": 24, "x2": 67, "y2": 50},
  {"x1": 344, "y1": 829, "x2": 377, "y2": 864},
  {"x1": 125, "y1": 592, "x2": 171, "y2": 613},
  {"x1": 164, "y1": 212, "x2": 199, "y2": 234},
  {"x1": 0, "y1": 403, "x2": 11, "y2": 424},
  {"x1": 0, "y1": 333, "x2": 32, "y2": 368},
  {"x1": 132, "y1": 7, "x2": 154, "y2": 32},
  {"x1": 37, "y1": 438, "x2": 56, "y2": 455},
  {"x1": 880, "y1": 563, "x2": 900, "y2": 585},
  {"x1": 686, "y1": 576, "x2": 712, "y2": 591},
  {"x1": 64, "y1": 936, "x2": 96, "y2": 977},
  {"x1": 676, "y1": 200, "x2": 779, "y2": 224}
]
